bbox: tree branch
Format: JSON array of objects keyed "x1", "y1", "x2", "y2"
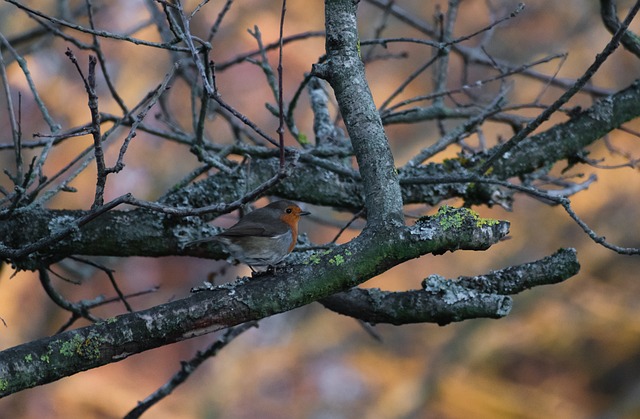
[
  {"x1": 0, "y1": 207, "x2": 509, "y2": 396},
  {"x1": 321, "y1": 248, "x2": 579, "y2": 325},
  {"x1": 314, "y1": 0, "x2": 404, "y2": 226}
]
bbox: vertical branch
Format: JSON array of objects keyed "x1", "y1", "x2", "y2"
[
  {"x1": 315, "y1": 0, "x2": 404, "y2": 227},
  {"x1": 195, "y1": 46, "x2": 211, "y2": 149},
  {"x1": 0, "y1": 49, "x2": 23, "y2": 186},
  {"x1": 432, "y1": 0, "x2": 459, "y2": 108},
  {"x1": 65, "y1": 49, "x2": 106, "y2": 208},
  {"x1": 277, "y1": 0, "x2": 287, "y2": 168},
  {"x1": 174, "y1": 0, "x2": 214, "y2": 96},
  {"x1": 87, "y1": 56, "x2": 106, "y2": 208}
]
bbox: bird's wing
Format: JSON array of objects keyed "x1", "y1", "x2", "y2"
[{"x1": 220, "y1": 223, "x2": 285, "y2": 237}]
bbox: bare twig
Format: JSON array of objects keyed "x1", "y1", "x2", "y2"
[
  {"x1": 216, "y1": 31, "x2": 325, "y2": 71},
  {"x1": 404, "y1": 86, "x2": 508, "y2": 166},
  {"x1": 600, "y1": 0, "x2": 640, "y2": 58},
  {"x1": 69, "y1": 256, "x2": 134, "y2": 312},
  {"x1": 364, "y1": 0, "x2": 613, "y2": 97},
  {"x1": 277, "y1": 0, "x2": 288, "y2": 168},
  {"x1": 5, "y1": 0, "x2": 190, "y2": 52},
  {"x1": 207, "y1": 0, "x2": 234, "y2": 42},
  {"x1": 85, "y1": 0, "x2": 129, "y2": 114},
  {"x1": 124, "y1": 321, "x2": 258, "y2": 419},
  {"x1": 65, "y1": 49, "x2": 106, "y2": 208},
  {"x1": 55, "y1": 286, "x2": 159, "y2": 334},
  {"x1": 210, "y1": 62, "x2": 279, "y2": 146},
  {"x1": 0, "y1": 49, "x2": 23, "y2": 186},
  {"x1": 0, "y1": 31, "x2": 61, "y2": 133},
  {"x1": 39, "y1": 268, "x2": 101, "y2": 324}
]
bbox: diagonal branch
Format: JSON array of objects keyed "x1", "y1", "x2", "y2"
[{"x1": 321, "y1": 248, "x2": 580, "y2": 325}]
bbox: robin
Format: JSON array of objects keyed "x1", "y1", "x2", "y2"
[{"x1": 189, "y1": 200, "x2": 310, "y2": 270}]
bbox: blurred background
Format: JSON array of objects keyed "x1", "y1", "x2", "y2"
[{"x1": 1, "y1": 0, "x2": 640, "y2": 418}]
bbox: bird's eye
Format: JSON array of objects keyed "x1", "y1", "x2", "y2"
[{"x1": 286, "y1": 208, "x2": 293, "y2": 214}]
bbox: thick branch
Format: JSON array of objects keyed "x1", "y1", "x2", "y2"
[
  {"x1": 316, "y1": 0, "x2": 403, "y2": 226},
  {"x1": 0, "y1": 207, "x2": 508, "y2": 396},
  {"x1": 321, "y1": 248, "x2": 579, "y2": 325},
  {"x1": 322, "y1": 287, "x2": 512, "y2": 326},
  {"x1": 487, "y1": 80, "x2": 640, "y2": 178}
]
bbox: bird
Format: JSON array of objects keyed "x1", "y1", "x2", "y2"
[{"x1": 188, "y1": 200, "x2": 310, "y2": 271}]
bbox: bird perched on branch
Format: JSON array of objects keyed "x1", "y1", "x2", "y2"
[{"x1": 188, "y1": 200, "x2": 310, "y2": 271}]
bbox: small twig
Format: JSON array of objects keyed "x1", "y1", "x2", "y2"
[
  {"x1": 404, "y1": 86, "x2": 508, "y2": 166},
  {"x1": 600, "y1": 0, "x2": 640, "y2": 58},
  {"x1": 173, "y1": 0, "x2": 214, "y2": 95},
  {"x1": 209, "y1": 61, "x2": 279, "y2": 146},
  {"x1": 450, "y1": 2, "x2": 525, "y2": 45},
  {"x1": 431, "y1": 0, "x2": 458, "y2": 108},
  {"x1": 109, "y1": 64, "x2": 178, "y2": 174},
  {"x1": 39, "y1": 268, "x2": 101, "y2": 324},
  {"x1": 277, "y1": 0, "x2": 287, "y2": 168},
  {"x1": 0, "y1": 31, "x2": 61, "y2": 133},
  {"x1": 124, "y1": 322, "x2": 258, "y2": 419},
  {"x1": 331, "y1": 207, "x2": 366, "y2": 243},
  {"x1": 194, "y1": 46, "x2": 211, "y2": 149},
  {"x1": 364, "y1": 0, "x2": 613, "y2": 97},
  {"x1": 69, "y1": 256, "x2": 134, "y2": 312},
  {"x1": 215, "y1": 30, "x2": 325, "y2": 71},
  {"x1": 46, "y1": 265, "x2": 82, "y2": 285},
  {"x1": 85, "y1": 0, "x2": 129, "y2": 114},
  {"x1": 55, "y1": 286, "x2": 159, "y2": 334},
  {"x1": 65, "y1": 49, "x2": 106, "y2": 208},
  {"x1": 362, "y1": 0, "x2": 396, "y2": 63},
  {"x1": 5, "y1": 0, "x2": 191, "y2": 52},
  {"x1": 29, "y1": 137, "x2": 96, "y2": 206},
  {"x1": 247, "y1": 26, "x2": 279, "y2": 102},
  {"x1": 207, "y1": 0, "x2": 234, "y2": 42},
  {"x1": 381, "y1": 52, "x2": 567, "y2": 115},
  {"x1": 378, "y1": 51, "x2": 442, "y2": 112},
  {"x1": 0, "y1": 51, "x2": 22, "y2": 186}
]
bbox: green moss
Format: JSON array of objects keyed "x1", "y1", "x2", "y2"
[
  {"x1": 59, "y1": 333, "x2": 102, "y2": 360},
  {"x1": 474, "y1": 215, "x2": 500, "y2": 228},
  {"x1": 329, "y1": 255, "x2": 345, "y2": 266},
  {"x1": 306, "y1": 253, "x2": 322, "y2": 265},
  {"x1": 297, "y1": 133, "x2": 309, "y2": 145},
  {"x1": 60, "y1": 334, "x2": 83, "y2": 357},
  {"x1": 24, "y1": 354, "x2": 33, "y2": 362},
  {"x1": 435, "y1": 205, "x2": 500, "y2": 230},
  {"x1": 0, "y1": 379, "x2": 8, "y2": 391},
  {"x1": 40, "y1": 354, "x2": 50, "y2": 363},
  {"x1": 304, "y1": 249, "x2": 333, "y2": 265},
  {"x1": 435, "y1": 205, "x2": 465, "y2": 230}
]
